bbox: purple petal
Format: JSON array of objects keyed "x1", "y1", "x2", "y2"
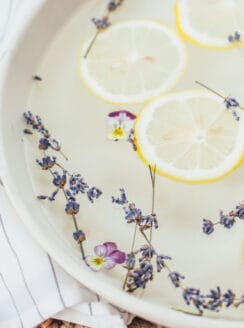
[
  {"x1": 103, "y1": 257, "x2": 116, "y2": 269},
  {"x1": 108, "y1": 110, "x2": 136, "y2": 120},
  {"x1": 102, "y1": 242, "x2": 118, "y2": 256},
  {"x1": 109, "y1": 250, "x2": 126, "y2": 264},
  {"x1": 94, "y1": 244, "x2": 107, "y2": 257}
]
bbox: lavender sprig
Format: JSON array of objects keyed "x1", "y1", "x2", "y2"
[
  {"x1": 202, "y1": 202, "x2": 244, "y2": 235},
  {"x1": 23, "y1": 111, "x2": 67, "y2": 159},
  {"x1": 195, "y1": 80, "x2": 244, "y2": 121},
  {"x1": 126, "y1": 260, "x2": 154, "y2": 292},
  {"x1": 112, "y1": 188, "x2": 173, "y2": 292},
  {"x1": 113, "y1": 187, "x2": 244, "y2": 315},
  {"x1": 23, "y1": 112, "x2": 102, "y2": 261},
  {"x1": 182, "y1": 287, "x2": 244, "y2": 315},
  {"x1": 127, "y1": 129, "x2": 137, "y2": 151},
  {"x1": 36, "y1": 156, "x2": 56, "y2": 170},
  {"x1": 112, "y1": 189, "x2": 159, "y2": 231},
  {"x1": 84, "y1": 0, "x2": 125, "y2": 59}
]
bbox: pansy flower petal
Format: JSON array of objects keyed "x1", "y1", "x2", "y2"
[
  {"x1": 103, "y1": 257, "x2": 116, "y2": 269},
  {"x1": 109, "y1": 250, "x2": 126, "y2": 264},
  {"x1": 90, "y1": 242, "x2": 124, "y2": 270},
  {"x1": 102, "y1": 242, "x2": 117, "y2": 256},
  {"x1": 86, "y1": 256, "x2": 105, "y2": 271},
  {"x1": 94, "y1": 244, "x2": 107, "y2": 257},
  {"x1": 108, "y1": 110, "x2": 136, "y2": 121},
  {"x1": 107, "y1": 110, "x2": 136, "y2": 141}
]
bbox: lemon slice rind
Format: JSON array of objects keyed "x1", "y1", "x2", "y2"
[
  {"x1": 135, "y1": 91, "x2": 244, "y2": 184},
  {"x1": 80, "y1": 20, "x2": 186, "y2": 105},
  {"x1": 175, "y1": 0, "x2": 244, "y2": 50}
]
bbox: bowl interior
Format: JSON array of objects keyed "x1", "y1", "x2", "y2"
[{"x1": 1, "y1": 1, "x2": 244, "y2": 327}]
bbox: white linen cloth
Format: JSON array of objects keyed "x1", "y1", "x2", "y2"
[
  {"x1": 0, "y1": 183, "x2": 130, "y2": 328},
  {"x1": 0, "y1": 1, "x2": 131, "y2": 327}
]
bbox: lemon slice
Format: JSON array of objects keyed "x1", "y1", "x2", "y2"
[
  {"x1": 80, "y1": 20, "x2": 186, "y2": 104},
  {"x1": 175, "y1": 0, "x2": 244, "y2": 49},
  {"x1": 135, "y1": 91, "x2": 244, "y2": 183}
]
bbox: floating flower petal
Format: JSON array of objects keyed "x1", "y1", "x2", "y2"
[
  {"x1": 87, "y1": 242, "x2": 125, "y2": 271},
  {"x1": 107, "y1": 110, "x2": 136, "y2": 141}
]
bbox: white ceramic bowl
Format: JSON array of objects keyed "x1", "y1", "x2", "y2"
[{"x1": 1, "y1": 1, "x2": 244, "y2": 327}]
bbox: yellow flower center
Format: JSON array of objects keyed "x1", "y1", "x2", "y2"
[
  {"x1": 112, "y1": 127, "x2": 125, "y2": 138},
  {"x1": 92, "y1": 257, "x2": 105, "y2": 266}
]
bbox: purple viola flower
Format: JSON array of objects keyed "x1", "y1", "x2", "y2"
[
  {"x1": 107, "y1": 110, "x2": 136, "y2": 141},
  {"x1": 202, "y1": 218, "x2": 214, "y2": 235},
  {"x1": 219, "y1": 211, "x2": 235, "y2": 229},
  {"x1": 86, "y1": 242, "x2": 125, "y2": 271}
]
